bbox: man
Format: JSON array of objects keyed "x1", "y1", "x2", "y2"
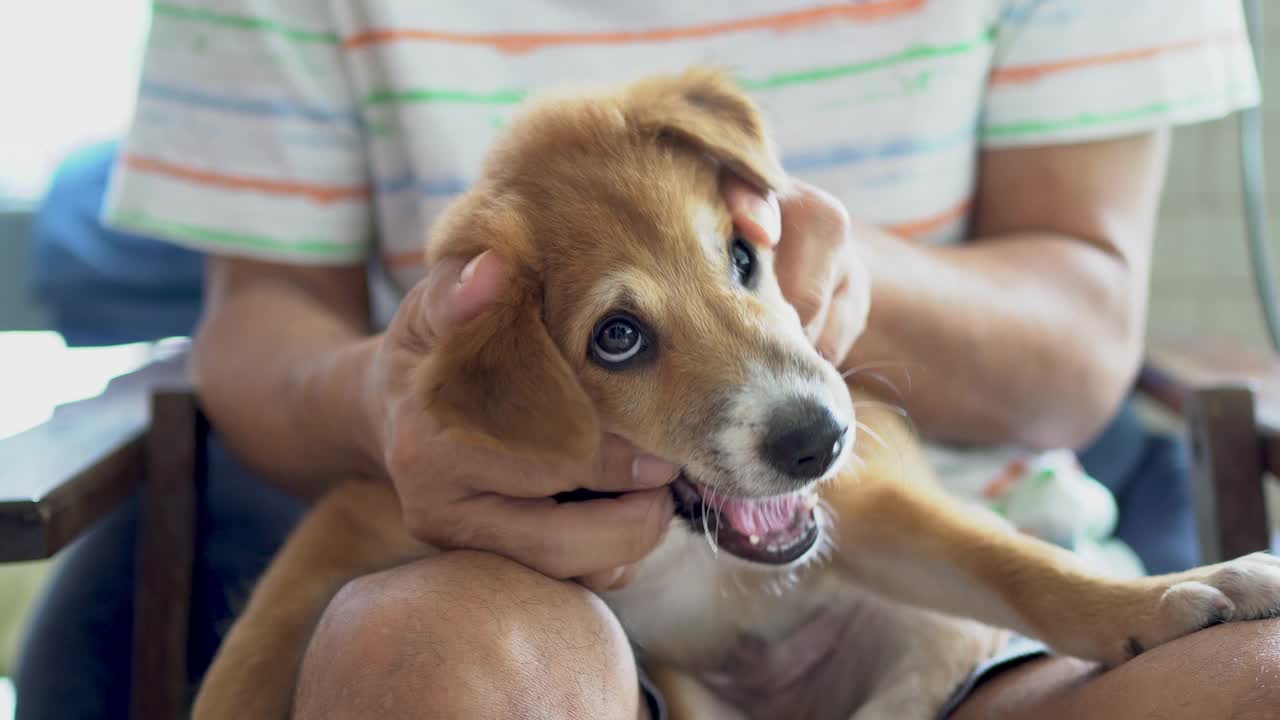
[{"x1": 18, "y1": 1, "x2": 1275, "y2": 718}]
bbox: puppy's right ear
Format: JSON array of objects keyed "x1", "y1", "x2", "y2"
[
  {"x1": 418, "y1": 208, "x2": 600, "y2": 461},
  {"x1": 625, "y1": 67, "x2": 787, "y2": 193}
]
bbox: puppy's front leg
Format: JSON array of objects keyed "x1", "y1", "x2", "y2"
[{"x1": 823, "y1": 474, "x2": 1280, "y2": 666}]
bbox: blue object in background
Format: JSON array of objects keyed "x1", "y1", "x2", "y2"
[{"x1": 29, "y1": 141, "x2": 204, "y2": 347}]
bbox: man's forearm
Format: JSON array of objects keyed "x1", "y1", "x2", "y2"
[
  {"x1": 850, "y1": 229, "x2": 1145, "y2": 451},
  {"x1": 193, "y1": 265, "x2": 385, "y2": 499}
]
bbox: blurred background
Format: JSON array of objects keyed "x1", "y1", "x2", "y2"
[{"x1": 0, "y1": 3, "x2": 1278, "y2": 718}]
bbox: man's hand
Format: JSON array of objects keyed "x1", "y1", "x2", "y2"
[
  {"x1": 719, "y1": 132, "x2": 1165, "y2": 450},
  {"x1": 722, "y1": 175, "x2": 872, "y2": 367},
  {"x1": 368, "y1": 252, "x2": 677, "y2": 591}
]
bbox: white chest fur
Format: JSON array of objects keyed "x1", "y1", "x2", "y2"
[{"x1": 601, "y1": 526, "x2": 842, "y2": 669}]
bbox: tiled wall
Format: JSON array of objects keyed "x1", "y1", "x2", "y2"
[{"x1": 1149, "y1": 7, "x2": 1277, "y2": 349}]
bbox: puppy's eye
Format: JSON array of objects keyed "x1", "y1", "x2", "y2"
[
  {"x1": 591, "y1": 314, "x2": 649, "y2": 367},
  {"x1": 731, "y1": 237, "x2": 755, "y2": 286}
]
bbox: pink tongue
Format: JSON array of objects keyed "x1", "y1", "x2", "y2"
[{"x1": 702, "y1": 489, "x2": 805, "y2": 537}]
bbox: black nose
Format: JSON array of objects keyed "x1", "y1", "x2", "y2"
[{"x1": 761, "y1": 399, "x2": 847, "y2": 481}]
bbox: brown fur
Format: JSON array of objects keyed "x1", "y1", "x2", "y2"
[{"x1": 193, "y1": 69, "x2": 1280, "y2": 720}]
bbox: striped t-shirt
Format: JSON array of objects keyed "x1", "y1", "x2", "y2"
[
  {"x1": 106, "y1": 1, "x2": 1259, "y2": 554},
  {"x1": 107, "y1": 0, "x2": 1259, "y2": 290}
]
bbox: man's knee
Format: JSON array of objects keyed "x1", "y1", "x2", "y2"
[
  {"x1": 1093, "y1": 617, "x2": 1280, "y2": 719},
  {"x1": 294, "y1": 550, "x2": 643, "y2": 719},
  {"x1": 961, "y1": 618, "x2": 1280, "y2": 720}
]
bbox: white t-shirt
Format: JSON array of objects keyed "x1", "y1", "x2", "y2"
[{"x1": 106, "y1": 1, "x2": 1260, "y2": 545}]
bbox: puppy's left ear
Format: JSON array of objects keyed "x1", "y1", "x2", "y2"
[
  {"x1": 420, "y1": 208, "x2": 600, "y2": 461},
  {"x1": 625, "y1": 67, "x2": 787, "y2": 192}
]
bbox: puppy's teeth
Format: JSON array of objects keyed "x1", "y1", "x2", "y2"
[
  {"x1": 749, "y1": 535, "x2": 761, "y2": 545},
  {"x1": 803, "y1": 495, "x2": 819, "y2": 511}
]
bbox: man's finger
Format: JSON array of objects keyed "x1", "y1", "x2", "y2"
[
  {"x1": 439, "y1": 434, "x2": 677, "y2": 499},
  {"x1": 578, "y1": 563, "x2": 642, "y2": 593},
  {"x1": 721, "y1": 173, "x2": 781, "y2": 248},
  {"x1": 816, "y1": 279, "x2": 864, "y2": 366},
  {"x1": 423, "y1": 250, "x2": 509, "y2": 337},
  {"x1": 578, "y1": 435, "x2": 679, "y2": 493},
  {"x1": 774, "y1": 182, "x2": 851, "y2": 327},
  {"x1": 453, "y1": 488, "x2": 674, "y2": 580},
  {"x1": 775, "y1": 234, "x2": 838, "y2": 328}
]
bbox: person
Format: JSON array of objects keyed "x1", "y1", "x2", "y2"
[{"x1": 16, "y1": 2, "x2": 1276, "y2": 718}]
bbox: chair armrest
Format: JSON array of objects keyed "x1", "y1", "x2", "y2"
[
  {"x1": 1186, "y1": 386, "x2": 1273, "y2": 562},
  {"x1": 1141, "y1": 335, "x2": 1280, "y2": 429},
  {"x1": 1142, "y1": 335, "x2": 1279, "y2": 561},
  {"x1": 0, "y1": 349, "x2": 190, "y2": 561}
]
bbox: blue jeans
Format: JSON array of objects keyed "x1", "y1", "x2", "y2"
[
  {"x1": 13, "y1": 398, "x2": 1197, "y2": 718},
  {"x1": 1077, "y1": 399, "x2": 1199, "y2": 575}
]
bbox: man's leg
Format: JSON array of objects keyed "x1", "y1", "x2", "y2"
[
  {"x1": 295, "y1": 550, "x2": 652, "y2": 720},
  {"x1": 951, "y1": 619, "x2": 1280, "y2": 719}
]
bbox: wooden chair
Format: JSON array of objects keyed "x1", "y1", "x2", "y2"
[
  {"x1": 0, "y1": 349, "x2": 203, "y2": 720},
  {"x1": 1139, "y1": 337, "x2": 1280, "y2": 562},
  {"x1": 1, "y1": 338, "x2": 1276, "y2": 720}
]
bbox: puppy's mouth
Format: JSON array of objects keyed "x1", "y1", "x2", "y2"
[{"x1": 671, "y1": 473, "x2": 820, "y2": 565}]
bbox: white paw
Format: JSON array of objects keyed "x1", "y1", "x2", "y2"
[{"x1": 1141, "y1": 553, "x2": 1280, "y2": 655}]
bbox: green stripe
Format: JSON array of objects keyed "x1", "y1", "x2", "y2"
[
  {"x1": 152, "y1": 1, "x2": 340, "y2": 44},
  {"x1": 983, "y1": 86, "x2": 1258, "y2": 139},
  {"x1": 359, "y1": 28, "x2": 995, "y2": 109},
  {"x1": 362, "y1": 87, "x2": 527, "y2": 107},
  {"x1": 111, "y1": 210, "x2": 359, "y2": 258},
  {"x1": 741, "y1": 27, "x2": 995, "y2": 91}
]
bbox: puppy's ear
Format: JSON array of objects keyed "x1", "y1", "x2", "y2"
[
  {"x1": 626, "y1": 67, "x2": 787, "y2": 192},
  {"x1": 420, "y1": 212, "x2": 599, "y2": 460}
]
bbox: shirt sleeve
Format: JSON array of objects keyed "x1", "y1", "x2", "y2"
[
  {"x1": 104, "y1": 0, "x2": 371, "y2": 265},
  {"x1": 981, "y1": 0, "x2": 1261, "y2": 148}
]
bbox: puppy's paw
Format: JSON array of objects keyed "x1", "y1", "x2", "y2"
[{"x1": 1129, "y1": 553, "x2": 1280, "y2": 660}]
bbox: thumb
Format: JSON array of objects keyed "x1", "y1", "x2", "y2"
[
  {"x1": 721, "y1": 172, "x2": 781, "y2": 249},
  {"x1": 423, "y1": 250, "x2": 508, "y2": 337}
]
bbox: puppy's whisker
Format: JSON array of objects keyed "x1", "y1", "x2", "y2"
[
  {"x1": 856, "y1": 421, "x2": 889, "y2": 452},
  {"x1": 849, "y1": 453, "x2": 868, "y2": 473},
  {"x1": 855, "y1": 420, "x2": 909, "y2": 480},
  {"x1": 700, "y1": 502, "x2": 717, "y2": 555},
  {"x1": 842, "y1": 359, "x2": 921, "y2": 387},
  {"x1": 852, "y1": 399, "x2": 919, "y2": 437},
  {"x1": 850, "y1": 371, "x2": 906, "y2": 404},
  {"x1": 840, "y1": 360, "x2": 912, "y2": 379}
]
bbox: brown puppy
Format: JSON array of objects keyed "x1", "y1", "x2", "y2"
[{"x1": 193, "y1": 69, "x2": 1280, "y2": 720}]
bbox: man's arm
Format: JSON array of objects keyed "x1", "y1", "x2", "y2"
[
  {"x1": 849, "y1": 131, "x2": 1170, "y2": 449},
  {"x1": 193, "y1": 258, "x2": 383, "y2": 499}
]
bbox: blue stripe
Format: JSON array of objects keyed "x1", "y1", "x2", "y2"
[
  {"x1": 781, "y1": 122, "x2": 976, "y2": 173},
  {"x1": 139, "y1": 79, "x2": 363, "y2": 128},
  {"x1": 369, "y1": 123, "x2": 976, "y2": 201},
  {"x1": 374, "y1": 171, "x2": 468, "y2": 198}
]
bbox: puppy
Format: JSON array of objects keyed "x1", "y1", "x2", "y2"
[{"x1": 193, "y1": 68, "x2": 1280, "y2": 720}]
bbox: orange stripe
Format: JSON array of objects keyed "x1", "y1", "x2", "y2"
[
  {"x1": 990, "y1": 31, "x2": 1245, "y2": 86},
  {"x1": 885, "y1": 198, "x2": 971, "y2": 239},
  {"x1": 343, "y1": 0, "x2": 923, "y2": 53},
  {"x1": 124, "y1": 154, "x2": 370, "y2": 205},
  {"x1": 383, "y1": 249, "x2": 425, "y2": 269}
]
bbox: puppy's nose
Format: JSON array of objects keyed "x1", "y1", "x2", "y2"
[{"x1": 762, "y1": 399, "x2": 847, "y2": 481}]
